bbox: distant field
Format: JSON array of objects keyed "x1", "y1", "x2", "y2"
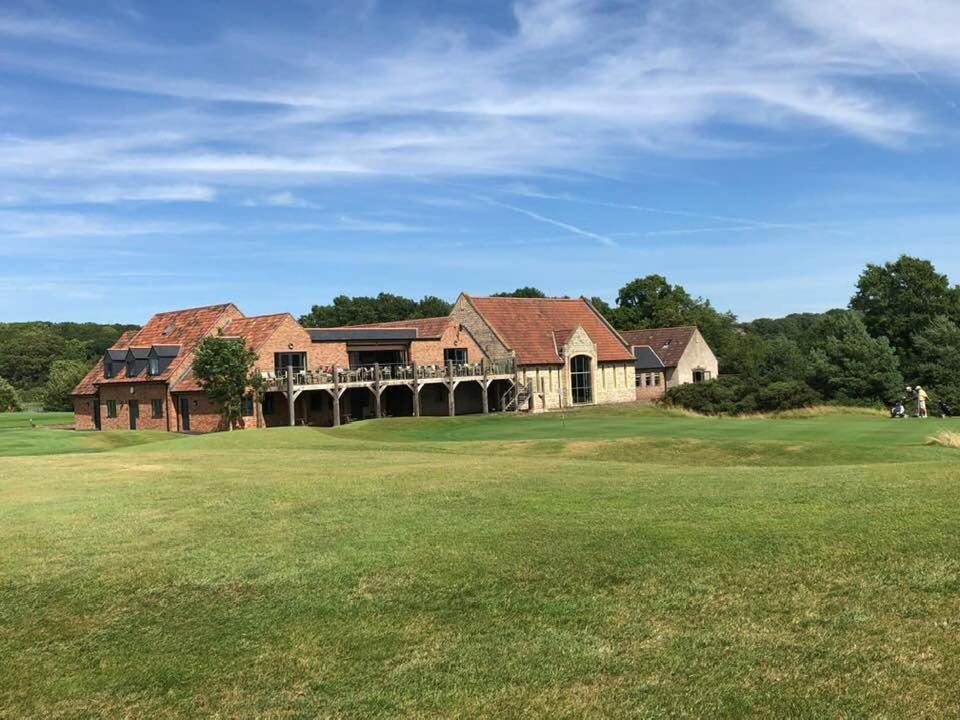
[{"x1": 1, "y1": 406, "x2": 959, "y2": 718}]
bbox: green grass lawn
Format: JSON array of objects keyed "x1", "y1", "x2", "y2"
[{"x1": 1, "y1": 406, "x2": 959, "y2": 718}]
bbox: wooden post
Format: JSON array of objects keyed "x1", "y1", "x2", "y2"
[
  {"x1": 411, "y1": 362, "x2": 420, "y2": 417},
  {"x1": 447, "y1": 360, "x2": 456, "y2": 417},
  {"x1": 286, "y1": 364, "x2": 295, "y2": 426},
  {"x1": 374, "y1": 363, "x2": 382, "y2": 419},
  {"x1": 481, "y1": 359, "x2": 489, "y2": 414},
  {"x1": 332, "y1": 365, "x2": 341, "y2": 427}
]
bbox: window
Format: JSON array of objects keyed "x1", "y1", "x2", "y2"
[
  {"x1": 693, "y1": 370, "x2": 710, "y2": 383},
  {"x1": 148, "y1": 356, "x2": 159, "y2": 376},
  {"x1": 645, "y1": 373, "x2": 653, "y2": 387},
  {"x1": 262, "y1": 394, "x2": 276, "y2": 416},
  {"x1": 443, "y1": 348, "x2": 468, "y2": 365},
  {"x1": 104, "y1": 361, "x2": 115, "y2": 379},
  {"x1": 241, "y1": 395, "x2": 254, "y2": 417},
  {"x1": 570, "y1": 355, "x2": 593, "y2": 405},
  {"x1": 151, "y1": 399, "x2": 163, "y2": 418},
  {"x1": 654, "y1": 373, "x2": 661, "y2": 386},
  {"x1": 635, "y1": 370, "x2": 643, "y2": 388},
  {"x1": 274, "y1": 352, "x2": 306, "y2": 374},
  {"x1": 106, "y1": 400, "x2": 118, "y2": 418}
]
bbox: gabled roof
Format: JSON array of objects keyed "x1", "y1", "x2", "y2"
[
  {"x1": 221, "y1": 313, "x2": 293, "y2": 351},
  {"x1": 73, "y1": 304, "x2": 241, "y2": 393},
  {"x1": 464, "y1": 295, "x2": 634, "y2": 365},
  {"x1": 329, "y1": 316, "x2": 453, "y2": 339},
  {"x1": 620, "y1": 326, "x2": 698, "y2": 368},
  {"x1": 634, "y1": 345, "x2": 666, "y2": 370},
  {"x1": 73, "y1": 330, "x2": 139, "y2": 396}
]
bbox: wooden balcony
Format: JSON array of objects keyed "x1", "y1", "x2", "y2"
[{"x1": 263, "y1": 359, "x2": 519, "y2": 426}]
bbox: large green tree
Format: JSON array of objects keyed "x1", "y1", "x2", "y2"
[
  {"x1": 850, "y1": 255, "x2": 960, "y2": 369},
  {"x1": 912, "y1": 316, "x2": 960, "y2": 407},
  {"x1": 40, "y1": 360, "x2": 90, "y2": 412},
  {"x1": 191, "y1": 337, "x2": 261, "y2": 429},
  {"x1": 612, "y1": 275, "x2": 738, "y2": 365},
  {"x1": 493, "y1": 287, "x2": 547, "y2": 298},
  {"x1": 805, "y1": 311, "x2": 904, "y2": 404},
  {"x1": 299, "y1": 294, "x2": 452, "y2": 327},
  {"x1": 0, "y1": 377, "x2": 21, "y2": 412}
]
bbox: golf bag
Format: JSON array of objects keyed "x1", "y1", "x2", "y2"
[
  {"x1": 890, "y1": 398, "x2": 907, "y2": 419},
  {"x1": 938, "y1": 400, "x2": 954, "y2": 418}
]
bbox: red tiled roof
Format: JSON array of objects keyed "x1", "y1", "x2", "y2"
[
  {"x1": 72, "y1": 330, "x2": 139, "y2": 396},
  {"x1": 172, "y1": 313, "x2": 297, "y2": 392},
  {"x1": 466, "y1": 295, "x2": 634, "y2": 365},
  {"x1": 78, "y1": 304, "x2": 241, "y2": 391},
  {"x1": 620, "y1": 326, "x2": 697, "y2": 368},
  {"x1": 221, "y1": 314, "x2": 292, "y2": 350},
  {"x1": 337, "y1": 316, "x2": 452, "y2": 339}
]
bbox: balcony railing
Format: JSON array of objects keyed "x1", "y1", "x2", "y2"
[{"x1": 261, "y1": 358, "x2": 516, "y2": 390}]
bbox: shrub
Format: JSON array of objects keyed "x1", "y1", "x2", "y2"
[
  {"x1": 0, "y1": 376, "x2": 22, "y2": 412},
  {"x1": 753, "y1": 381, "x2": 821, "y2": 413},
  {"x1": 664, "y1": 377, "x2": 756, "y2": 415}
]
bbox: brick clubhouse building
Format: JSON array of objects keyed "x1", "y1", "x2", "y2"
[{"x1": 73, "y1": 294, "x2": 709, "y2": 433}]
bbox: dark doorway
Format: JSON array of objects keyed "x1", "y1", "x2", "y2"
[
  {"x1": 179, "y1": 397, "x2": 191, "y2": 432},
  {"x1": 129, "y1": 400, "x2": 139, "y2": 430},
  {"x1": 93, "y1": 399, "x2": 101, "y2": 430},
  {"x1": 382, "y1": 385, "x2": 413, "y2": 417}
]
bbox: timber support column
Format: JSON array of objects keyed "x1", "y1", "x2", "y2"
[
  {"x1": 447, "y1": 360, "x2": 456, "y2": 417},
  {"x1": 412, "y1": 362, "x2": 421, "y2": 417},
  {"x1": 332, "y1": 366, "x2": 341, "y2": 427},
  {"x1": 286, "y1": 364, "x2": 296, "y2": 426},
  {"x1": 481, "y1": 359, "x2": 489, "y2": 414},
  {"x1": 374, "y1": 363, "x2": 382, "y2": 419}
]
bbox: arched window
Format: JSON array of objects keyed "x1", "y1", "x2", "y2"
[{"x1": 570, "y1": 355, "x2": 593, "y2": 404}]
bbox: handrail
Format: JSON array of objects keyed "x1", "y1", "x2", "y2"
[{"x1": 264, "y1": 358, "x2": 517, "y2": 389}]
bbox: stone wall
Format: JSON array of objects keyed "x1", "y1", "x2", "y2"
[
  {"x1": 450, "y1": 296, "x2": 513, "y2": 360},
  {"x1": 672, "y1": 329, "x2": 719, "y2": 387}
]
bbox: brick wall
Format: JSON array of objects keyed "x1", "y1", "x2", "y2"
[
  {"x1": 73, "y1": 396, "x2": 97, "y2": 430},
  {"x1": 635, "y1": 370, "x2": 667, "y2": 402},
  {"x1": 173, "y1": 392, "x2": 230, "y2": 433},
  {"x1": 255, "y1": 316, "x2": 349, "y2": 372},
  {"x1": 409, "y1": 322, "x2": 488, "y2": 366},
  {"x1": 98, "y1": 383, "x2": 172, "y2": 431}
]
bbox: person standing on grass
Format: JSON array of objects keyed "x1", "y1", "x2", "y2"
[{"x1": 916, "y1": 384, "x2": 929, "y2": 418}]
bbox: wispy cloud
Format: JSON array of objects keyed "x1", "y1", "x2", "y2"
[
  {"x1": 0, "y1": 0, "x2": 954, "y2": 199},
  {"x1": 242, "y1": 191, "x2": 323, "y2": 209},
  {"x1": 476, "y1": 195, "x2": 617, "y2": 247}
]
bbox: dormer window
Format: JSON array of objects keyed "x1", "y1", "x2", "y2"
[{"x1": 147, "y1": 345, "x2": 180, "y2": 377}]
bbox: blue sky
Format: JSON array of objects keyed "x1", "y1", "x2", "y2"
[{"x1": 2, "y1": 0, "x2": 960, "y2": 323}]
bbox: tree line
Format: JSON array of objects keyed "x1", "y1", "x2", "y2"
[
  {"x1": 0, "y1": 322, "x2": 138, "y2": 411},
  {"x1": 2, "y1": 255, "x2": 956, "y2": 415}
]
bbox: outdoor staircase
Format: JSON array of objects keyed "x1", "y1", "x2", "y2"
[{"x1": 501, "y1": 380, "x2": 532, "y2": 412}]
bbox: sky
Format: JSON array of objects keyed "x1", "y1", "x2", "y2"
[{"x1": 2, "y1": 0, "x2": 960, "y2": 324}]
